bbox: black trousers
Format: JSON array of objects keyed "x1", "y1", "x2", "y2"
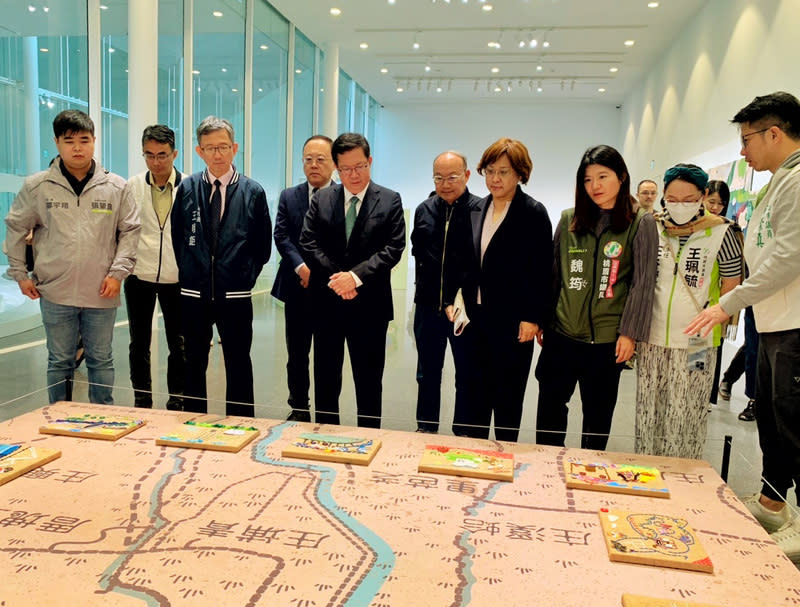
[
  {"x1": 181, "y1": 295, "x2": 254, "y2": 418},
  {"x1": 756, "y1": 329, "x2": 800, "y2": 503},
  {"x1": 313, "y1": 304, "x2": 388, "y2": 429},
  {"x1": 414, "y1": 304, "x2": 471, "y2": 432},
  {"x1": 124, "y1": 275, "x2": 184, "y2": 407},
  {"x1": 535, "y1": 331, "x2": 624, "y2": 451},
  {"x1": 283, "y1": 292, "x2": 314, "y2": 412},
  {"x1": 454, "y1": 307, "x2": 533, "y2": 442}
]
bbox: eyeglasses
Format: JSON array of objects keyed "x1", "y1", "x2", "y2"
[
  {"x1": 664, "y1": 195, "x2": 703, "y2": 204},
  {"x1": 433, "y1": 173, "x2": 464, "y2": 185},
  {"x1": 740, "y1": 126, "x2": 774, "y2": 148},
  {"x1": 201, "y1": 144, "x2": 233, "y2": 155},
  {"x1": 484, "y1": 168, "x2": 515, "y2": 179},
  {"x1": 142, "y1": 152, "x2": 171, "y2": 162},
  {"x1": 337, "y1": 163, "x2": 370, "y2": 175},
  {"x1": 303, "y1": 155, "x2": 332, "y2": 165}
]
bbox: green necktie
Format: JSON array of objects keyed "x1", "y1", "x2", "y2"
[{"x1": 345, "y1": 195, "x2": 358, "y2": 241}]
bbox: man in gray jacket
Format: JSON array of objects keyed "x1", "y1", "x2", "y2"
[{"x1": 4, "y1": 110, "x2": 140, "y2": 404}]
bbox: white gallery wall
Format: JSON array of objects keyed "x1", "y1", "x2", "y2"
[
  {"x1": 620, "y1": 0, "x2": 800, "y2": 192},
  {"x1": 372, "y1": 100, "x2": 622, "y2": 224}
]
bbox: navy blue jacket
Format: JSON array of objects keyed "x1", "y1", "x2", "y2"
[{"x1": 171, "y1": 168, "x2": 271, "y2": 300}]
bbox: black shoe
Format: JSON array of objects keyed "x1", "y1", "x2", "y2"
[
  {"x1": 287, "y1": 410, "x2": 311, "y2": 423},
  {"x1": 718, "y1": 380, "x2": 731, "y2": 400},
  {"x1": 738, "y1": 399, "x2": 756, "y2": 421}
]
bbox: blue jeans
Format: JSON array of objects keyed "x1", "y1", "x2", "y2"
[{"x1": 40, "y1": 298, "x2": 117, "y2": 404}]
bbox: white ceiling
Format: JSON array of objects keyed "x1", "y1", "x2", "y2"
[{"x1": 269, "y1": 0, "x2": 709, "y2": 105}]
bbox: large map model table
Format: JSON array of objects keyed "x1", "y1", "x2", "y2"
[{"x1": 0, "y1": 402, "x2": 798, "y2": 606}]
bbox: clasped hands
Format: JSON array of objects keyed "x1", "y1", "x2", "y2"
[{"x1": 328, "y1": 272, "x2": 358, "y2": 300}]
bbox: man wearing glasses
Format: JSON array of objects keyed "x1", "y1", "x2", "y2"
[
  {"x1": 272, "y1": 135, "x2": 336, "y2": 422},
  {"x1": 410, "y1": 151, "x2": 480, "y2": 433},
  {"x1": 171, "y1": 116, "x2": 272, "y2": 417},
  {"x1": 300, "y1": 132, "x2": 405, "y2": 428},
  {"x1": 686, "y1": 92, "x2": 800, "y2": 563},
  {"x1": 124, "y1": 125, "x2": 186, "y2": 410}
]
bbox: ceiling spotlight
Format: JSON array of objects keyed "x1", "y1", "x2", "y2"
[
  {"x1": 330, "y1": 8, "x2": 341, "y2": 16},
  {"x1": 99, "y1": 4, "x2": 108, "y2": 9},
  {"x1": 542, "y1": 41, "x2": 550, "y2": 48},
  {"x1": 231, "y1": 88, "x2": 238, "y2": 93},
  {"x1": 494, "y1": 86, "x2": 502, "y2": 92},
  {"x1": 412, "y1": 31, "x2": 421, "y2": 49},
  {"x1": 624, "y1": 39, "x2": 635, "y2": 46},
  {"x1": 380, "y1": 67, "x2": 388, "y2": 73},
  {"x1": 491, "y1": 67, "x2": 499, "y2": 73},
  {"x1": 487, "y1": 41, "x2": 501, "y2": 49},
  {"x1": 396, "y1": 86, "x2": 404, "y2": 92},
  {"x1": 108, "y1": 47, "x2": 115, "y2": 53},
  {"x1": 192, "y1": 69, "x2": 200, "y2": 75},
  {"x1": 296, "y1": 68, "x2": 302, "y2": 74},
  {"x1": 212, "y1": 10, "x2": 223, "y2": 17},
  {"x1": 519, "y1": 40, "x2": 526, "y2": 49},
  {"x1": 598, "y1": 87, "x2": 606, "y2": 93},
  {"x1": 39, "y1": 47, "x2": 49, "y2": 52},
  {"x1": 537, "y1": 86, "x2": 543, "y2": 93},
  {"x1": 482, "y1": 4, "x2": 493, "y2": 11},
  {"x1": 529, "y1": 39, "x2": 538, "y2": 48},
  {"x1": 425, "y1": 65, "x2": 431, "y2": 72},
  {"x1": 609, "y1": 67, "x2": 619, "y2": 73},
  {"x1": 359, "y1": 42, "x2": 369, "y2": 49},
  {"x1": 259, "y1": 44, "x2": 269, "y2": 50},
  {"x1": 43, "y1": 5, "x2": 49, "y2": 11},
  {"x1": 388, "y1": 0, "x2": 396, "y2": 3},
  {"x1": 436, "y1": 87, "x2": 443, "y2": 93},
  {"x1": 648, "y1": 1, "x2": 659, "y2": 7},
  {"x1": 536, "y1": 64, "x2": 543, "y2": 71},
  {"x1": 221, "y1": 67, "x2": 227, "y2": 72},
  {"x1": 28, "y1": 5, "x2": 36, "y2": 12}
]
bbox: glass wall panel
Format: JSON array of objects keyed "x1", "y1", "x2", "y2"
[
  {"x1": 316, "y1": 50, "x2": 325, "y2": 134},
  {"x1": 353, "y1": 84, "x2": 366, "y2": 135},
  {"x1": 0, "y1": 1, "x2": 89, "y2": 334},
  {"x1": 251, "y1": 1, "x2": 288, "y2": 207},
  {"x1": 367, "y1": 95, "x2": 380, "y2": 148},
  {"x1": 100, "y1": 0, "x2": 129, "y2": 177},
  {"x1": 192, "y1": 0, "x2": 245, "y2": 172},
  {"x1": 338, "y1": 69, "x2": 353, "y2": 134},
  {"x1": 291, "y1": 29, "x2": 315, "y2": 186},
  {"x1": 158, "y1": 0, "x2": 185, "y2": 169}
]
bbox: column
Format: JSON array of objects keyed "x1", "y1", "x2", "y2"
[
  {"x1": 128, "y1": 0, "x2": 159, "y2": 177},
  {"x1": 322, "y1": 43, "x2": 339, "y2": 139},
  {"x1": 22, "y1": 37, "x2": 41, "y2": 175}
]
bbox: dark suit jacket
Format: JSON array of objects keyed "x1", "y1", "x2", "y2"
[
  {"x1": 460, "y1": 185, "x2": 553, "y2": 330},
  {"x1": 299, "y1": 181, "x2": 406, "y2": 322},
  {"x1": 271, "y1": 181, "x2": 310, "y2": 303}
]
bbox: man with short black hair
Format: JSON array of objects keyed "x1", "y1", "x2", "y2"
[
  {"x1": 272, "y1": 135, "x2": 336, "y2": 422},
  {"x1": 5, "y1": 109, "x2": 140, "y2": 404},
  {"x1": 300, "y1": 132, "x2": 405, "y2": 428},
  {"x1": 686, "y1": 91, "x2": 800, "y2": 562},
  {"x1": 171, "y1": 116, "x2": 272, "y2": 417},
  {"x1": 124, "y1": 124, "x2": 186, "y2": 410},
  {"x1": 636, "y1": 179, "x2": 659, "y2": 213}
]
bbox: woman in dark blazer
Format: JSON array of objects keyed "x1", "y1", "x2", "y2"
[{"x1": 451, "y1": 138, "x2": 553, "y2": 442}]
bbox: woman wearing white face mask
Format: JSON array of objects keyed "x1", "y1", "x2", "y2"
[{"x1": 635, "y1": 164, "x2": 743, "y2": 459}]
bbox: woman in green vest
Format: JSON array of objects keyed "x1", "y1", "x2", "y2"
[
  {"x1": 635, "y1": 164, "x2": 743, "y2": 459},
  {"x1": 535, "y1": 145, "x2": 658, "y2": 450}
]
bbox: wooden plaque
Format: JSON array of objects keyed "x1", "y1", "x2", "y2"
[
  {"x1": 418, "y1": 445, "x2": 514, "y2": 482},
  {"x1": 40, "y1": 413, "x2": 146, "y2": 441},
  {"x1": 282, "y1": 433, "x2": 382, "y2": 465},
  {"x1": 599, "y1": 510, "x2": 713, "y2": 573},
  {"x1": 156, "y1": 421, "x2": 260, "y2": 453},
  {"x1": 0, "y1": 445, "x2": 61, "y2": 486},
  {"x1": 564, "y1": 460, "x2": 669, "y2": 498},
  {"x1": 621, "y1": 594, "x2": 722, "y2": 607}
]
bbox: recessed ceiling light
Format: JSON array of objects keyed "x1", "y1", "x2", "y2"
[
  {"x1": 424, "y1": 65, "x2": 431, "y2": 72},
  {"x1": 436, "y1": 87, "x2": 443, "y2": 93},
  {"x1": 487, "y1": 41, "x2": 501, "y2": 49},
  {"x1": 192, "y1": 69, "x2": 200, "y2": 74},
  {"x1": 40, "y1": 47, "x2": 49, "y2": 52},
  {"x1": 27, "y1": 5, "x2": 36, "y2": 12},
  {"x1": 536, "y1": 65, "x2": 543, "y2": 71},
  {"x1": 43, "y1": 6, "x2": 49, "y2": 12},
  {"x1": 529, "y1": 39, "x2": 538, "y2": 48},
  {"x1": 221, "y1": 67, "x2": 227, "y2": 72},
  {"x1": 491, "y1": 67, "x2": 499, "y2": 73},
  {"x1": 413, "y1": 42, "x2": 420, "y2": 49},
  {"x1": 537, "y1": 86, "x2": 543, "y2": 93},
  {"x1": 388, "y1": 0, "x2": 396, "y2": 4},
  {"x1": 598, "y1": 88, "x2": 606, "y2": 93},
  {"x1": 171, "y1": 88, "x2": 176, "y2": 92},
  {"x1": 212, "y1": 10, "x2": 223, "y2": 17},
  {"x1": 396, "y1": 87, "x2": 404, "y2": 92},
  {"x1": 330, "y1": 7, "x2": 341, "y2": 16},
  {"x1": 108, "y1": 47, "x2": 115, "y2": 53},
  {"x1": 648, "y1": 1, "x2": 659, "y2": 7},
  {"x1": 609, "y1": 67, "x2": 619, "y2": 73},
  {"x1": 494, "y1": 86, "x2": 502, "y2": 92},
  {"x1": 258, "y1": 87, "x2": 263, "y2": 92},
  {"x1": 259, "y1": 44, "x2": 269, "y2": 50},
  {"x1": 482, "y1": 4, "x2": 493, "y2": 11},
  {"x1": 231, "y1": 88, "x2": 238, "y2": 92},
  {"x1": 296, "y1": 69, "x2": 302, "y2": 74},
  {"x1": 518, "y1": 41, "x2": 526, "y2": 49},
  {"x1": 359, "y1": 42, "x2": 368, "y2": 49},
  {"x1": 542, "y1": 41, "x2": 550, "y2": 48},
  {"x1": 624, "y1": 40, "x2": 635, "y2": 47},
  {"x1": 99, "y1": 4, "x2": 108, "y2": 9},
  {"x1": 380, "y1": 67, "x2": 388, "y2": 73}
]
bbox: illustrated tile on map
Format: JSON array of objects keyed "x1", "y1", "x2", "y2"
[
  {"x1": 418, "y1": 444, "x2": 514, "y2": 481},
  {"x1": 40, "y1": 412, "x2": 146, "y2": 441},
  {"x1": 156, "y1": 421, "x2": 260, "y2": 453},
  {"x1": 565, "y1": 460, "x2": 669, "y2": 498},
  {"x1": 599, "y1": 510, "x2": 713, "y2": 573},
  {"x1": 0, "y1": 444, "x2": 61, "y2": 486},
  {"x1": 281, "y1": 432, "x2": 382, "y2": 465},
  {"x1": 621, "y1": 593, "x2": 722, "y2": 607}
]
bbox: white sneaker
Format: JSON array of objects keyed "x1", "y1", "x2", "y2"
[
  {"x1": 740, "y1": 493, "x2": 794, "y2": 533},
  {"x1": 771, "y1": 518, "x2": 800, "y2": 565}
]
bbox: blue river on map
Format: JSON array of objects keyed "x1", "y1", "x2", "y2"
[{"x1": 252, "y1": 422, "x2": 396, "y2": 606}]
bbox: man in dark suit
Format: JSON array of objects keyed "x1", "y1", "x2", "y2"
[
  {"x1": 272, "y1": 135, "x2": 335, "y2": 422},
  {"x1": 300, "y1": 132, "x2": 406, "y2": 428}
]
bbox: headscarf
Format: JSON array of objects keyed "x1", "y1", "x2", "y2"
[
  {"x1": 663, "y1": 163, "x2": 709, "y2": 191},
  {"x1": 658, "y1": 163, "x2": 719, "y2": 236}
]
